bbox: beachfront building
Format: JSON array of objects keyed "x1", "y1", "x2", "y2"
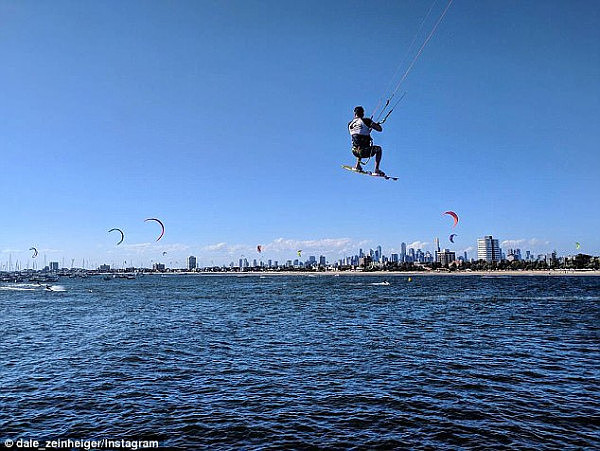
[
  {"x1": 437, "y1": 249, "x2": 456, "y2": 266},
  {"x1": 187, "y1": 256, "x2": 197, "y2": 270},
  {"x1": 477, "y1": 236, "x2": 502, "y2": 262}
]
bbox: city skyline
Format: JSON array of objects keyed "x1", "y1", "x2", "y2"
[
  {"x1": 1, "y1": 1, "x2": 598, "y2": 263},
  {"x1": 1, "y1": 234, "x2": 592, "y2": 271}
]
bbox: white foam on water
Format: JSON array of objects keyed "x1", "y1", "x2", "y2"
[
  {"x1": 0, "y1": 286, "x2": 36, "y2": 291},
  {"x1": 46, "y1": 285, "x2": 67, "y2": 292}
]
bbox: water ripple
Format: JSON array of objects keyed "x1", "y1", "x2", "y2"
[{"x1": 1, "y1": 275, "x2": 599, "y2": 449}]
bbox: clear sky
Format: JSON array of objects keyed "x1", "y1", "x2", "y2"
[{"x1": 1, "y1": 0, "x2": 598, "y2": 268}]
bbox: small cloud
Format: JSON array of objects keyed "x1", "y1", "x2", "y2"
[
  {"x1": 501, "y1": 239, "x2": 527, "y2": 248},
  {"x1": 201, "y1": 242, "x2": 249, "y2": 256},
  {"x1": 267, "y1": 237, "x2": 360, "y2": 256},
  {"x1": 122, "y1": 243, "x2": 153, "y2": 252},
  {"x1": 501, "y1": 238, "x2": 550, "y2": 249},
  {"x1": 204, "y1": 242, "x2": 227, "y2": 252},
  {"x1": 407, "y1": 241, "x2": 429, "y2": 250}
]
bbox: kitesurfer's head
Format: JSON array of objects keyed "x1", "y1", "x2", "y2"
[{"x1": 354, "y1": 106, "x2": 364, "y2": 118}]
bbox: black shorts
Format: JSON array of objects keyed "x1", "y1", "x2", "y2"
[{"x1": 352, "y1": 145, "x2": 380, "y2": 159}]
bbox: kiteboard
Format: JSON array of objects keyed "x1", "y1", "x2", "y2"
[{"x1": 341, "y1": 165, "x2": 398, "y2": 181}]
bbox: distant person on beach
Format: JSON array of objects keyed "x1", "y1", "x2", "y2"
[{"x1": 348, "y1": 106, "x2": 384, "y2": 175}]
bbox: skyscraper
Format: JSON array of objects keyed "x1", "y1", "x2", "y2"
[
  {"x1": 477, "y1": 236, "x2": 502, "y2": 262},
  {"x1": 437, "y1": 249, "x2": 456, "y2": 266},
  {"x1": 187, "y1": 255, "x2": 197, "y2": 270},
  {"x1": 416, "y1": 249, "x2": 424, "y2": 263},
  {"x1": 400, "y1": 242, "x2": 407, "y2": 262}
]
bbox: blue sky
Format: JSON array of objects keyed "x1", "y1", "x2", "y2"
[{"x1": 1, "y1": 0, "x2": 598, "y2": 268}]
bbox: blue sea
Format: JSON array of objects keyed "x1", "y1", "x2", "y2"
[{"x1": 1, "y1": 274, "x2": 599, "y2": 450}]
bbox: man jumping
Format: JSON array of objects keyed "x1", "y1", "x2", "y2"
[{"x1": 348, "y1": 106, "x2": 384, "y2": 176}]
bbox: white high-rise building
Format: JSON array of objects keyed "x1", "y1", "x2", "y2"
[{"x1": 477, "y1": 236, "x2": 502, "y2": 262}]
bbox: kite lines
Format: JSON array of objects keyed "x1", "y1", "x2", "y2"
[{"x1": 371, "y1": 0, "x2": 454, "y2": 124}]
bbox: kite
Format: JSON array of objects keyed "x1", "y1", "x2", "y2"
[
  {"x1": 29, "y1": 247, "x2": 38, "y2": 258},
  {"x1": 108, "y1": 228, "x2": 125, "y2": 245},
  {"x1": 162, "y1": 251, "x2": 167, "y2": 256},
  {"x1": 145, "y1": 218, "x2": 165, "y2": 241},
  {"x1": 257, "y1": 245, "x2": 262, "y2": 253},
  {"x1": 575, "y1": 242, "x2": 581, "y2": 250},
  {"x1": 297, "y1": 250, "x2": 302, "y2": 257},
  {"x1": 449, "y1": 234, "x2": 457, "y2": 243},
  {"x1": 443, "y1": 211, "x2": 459, "y2": 228}
]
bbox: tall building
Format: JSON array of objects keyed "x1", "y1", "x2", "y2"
[
  {"x1": 400, "y1": 242, "x2": 407, "y2": 262},
  {"x1": 437, "y1": 249, "x2": 456, "y2": 266},
  {"x1": 376, "y1": 245, "x2": 382, "y2": 262},
  {"x1": 477, "y1": 236, "x2": 502, "y2": 262},
  {"x1": 319, "y1": 255, "x2": 326, "y2": 266},
  {"x1": 187, "y1": 256, "x2": 197, "y2": 270},
  {"x1": 416, "y1": 249, "x2": 424, "y2": 263}
]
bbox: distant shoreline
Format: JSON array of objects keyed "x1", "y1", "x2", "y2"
[{"x1": 165, "y1": 270, "x2": 600, "y2": 277}]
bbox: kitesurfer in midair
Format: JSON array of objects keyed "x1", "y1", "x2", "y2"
[{"x1": 348, "y1": 106, "x2": 385, "y2": 175}]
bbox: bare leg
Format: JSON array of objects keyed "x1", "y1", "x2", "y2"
[
  {"x1": 373, "y1": 146, "x2": 384, "y2": 174},
  {"x1": 354, "y1": 156, "x2": 363, "y2": 171}
]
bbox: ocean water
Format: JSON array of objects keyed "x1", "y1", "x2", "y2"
[{"x1": 1, "y1": 274, "x2": 599, "y2": 450}]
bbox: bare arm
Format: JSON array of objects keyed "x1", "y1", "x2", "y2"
[{"x1": 364, "y1": 118, "x2": 382, "y2": 132}]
